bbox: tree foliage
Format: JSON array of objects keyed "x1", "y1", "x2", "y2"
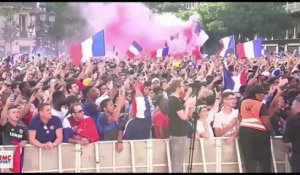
[
  {"x1": 46, "y1": 3, "x2": 87, "y2": 42},
  {"x1": 177, "y1": 2, "x2": 293, "y2": 41},
  {"x1": 144, "y1": 2, "x2": 186, "y2": 13},
  {"x1": 175, "y1": 10, "x2": 192, "y2": 21}
]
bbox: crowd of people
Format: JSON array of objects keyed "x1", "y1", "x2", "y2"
[{"x1": 0, "y1": 52, "x2": 300, "y2": 172}]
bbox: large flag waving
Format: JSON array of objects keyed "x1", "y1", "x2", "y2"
[
  {"x1": 190, "y1": 23, "x2": 209, "y2": 59},
  {"x1": 217, "y1": 35, "x2": 235, "y2": 57},
  {"x1": 236, "y1": 38, "x2": 262, "y2": 59},
  {"x1": 70, "y1": 30, "x2": 105, "y2": 65},
  {"x1": 193, "y1": 22, "x2": 209, "y2": 47}
]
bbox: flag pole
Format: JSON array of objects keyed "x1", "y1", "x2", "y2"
[{"x1": 233, "y1": 35, "x2": 236, "y2": 59}]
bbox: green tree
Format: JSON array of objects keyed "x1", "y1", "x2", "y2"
[
  {"x1": 184, "y1": 2, "x2": 293, "y2": 41},
  {"x1": 144, "y1": 2, "x2": 186, "y2": 13},
  {"x1": 156, "y1": 3, "x2": 185, "y2": 13},
  {"x1": 175, "y1": 2, "x2": 293, "y2": 53},
  {"x1": 46, "y1": 3, "x2": 87, "y2": 43},
  {"x1": 175, "y1": 10, "x2": 192, "y2": 21},
  {"x1": 42, "y1": 3, "x2": 87, "y2": 55},
  {"x1": 220, "y1": 3, "x2": 293, "y2": 41}
]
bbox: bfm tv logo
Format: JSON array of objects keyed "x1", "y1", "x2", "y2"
[{"x1": 0, "y1": 151, "x2": 13, "y2": 168}]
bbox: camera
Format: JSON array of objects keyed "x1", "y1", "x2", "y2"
[{"x1": 189, "y1": 80, "x2": 204, "y2": 97}]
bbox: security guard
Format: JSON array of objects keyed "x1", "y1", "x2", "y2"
[{"x1": 238, "y1": 85, "x2": 275, "y2": 172}]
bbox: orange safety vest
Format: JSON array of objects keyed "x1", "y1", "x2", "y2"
[{"x1": 240, "y1": 99, "x2": 267, "y2": 131}]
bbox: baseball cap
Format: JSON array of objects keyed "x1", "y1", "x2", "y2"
[
  {"x1": 83, "y1": 78, "x2": 93, "y2": 86},
  {"x1": 222, "y1": 89, "x2": 234, "y2": 93},
  {"x1": 261, "y1": 71, "x2": 270, "y2": 77},
  {"x1": 272, "y1": 68, "x2": 281, "y2": 77},
  {"x1": 152, "y1": 78, "x2": 160, "y2": 84}
]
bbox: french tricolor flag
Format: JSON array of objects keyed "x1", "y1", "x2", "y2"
[
  {"x1": 193, "y1": 22, "x2": 209, "y2": 47},
  {"x1": 126, "y1": 41, "x2": 143, "y2": 58},
  {"x1": 70, "y1": 30, "x2": 105, "y2": 65},
  {"x1": 156, "y1": 47, "x2": 169, "y2": 57},
  {"x1": 236, "y1": 38, "x2": 262, "y2": 59},
  {"x1": 217, "y1": 35, "x2": 235, "y2": 57}
]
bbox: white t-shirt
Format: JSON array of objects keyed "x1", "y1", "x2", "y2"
[
  {"x1": 52, "y1": 107, "x2": 68, "y2": 122},
  {"x1": 213, "y1": 108, "x2": 239, "y2": 137},
  {"x1": 196, "y1": 120, "x2": 214, "y2": 139}
]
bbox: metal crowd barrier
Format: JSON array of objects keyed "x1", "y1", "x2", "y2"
[{"x1": 0, "y1": 136, "x2": 291, "y2": 173}]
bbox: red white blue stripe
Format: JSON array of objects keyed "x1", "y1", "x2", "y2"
[
  {"x1": 236, "y1": 38, "x2": 262, "y2": 59},
  {"x1": 193, "y1": 23, "x2": 209, "y2": 47},
  {"x1": 127, "y1": 41, "x2": 143, "y2": 58},
  {"x1": 70, "y1": 30, "x2": 105, "y2": 65},
  {"x1": 156, "y1": 47, "x2": 169, "y2": 57},
  {"x1": 217, "y1": 35, "x2": 235, "y2": 57}
]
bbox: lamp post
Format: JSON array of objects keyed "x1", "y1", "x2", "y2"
[{"x1": 28, "y1": 2, "x2": 55, "y2": 56}]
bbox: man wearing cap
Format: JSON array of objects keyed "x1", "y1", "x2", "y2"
[
  {"x1": 238, "y1": 85, "x2": 275, "y2": 172},
  {"x1": 151, "y1": 78, "x2": 160, "y2": 90}
]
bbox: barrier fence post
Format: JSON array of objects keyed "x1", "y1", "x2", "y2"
[
  {"x1": 112, "y1": 142, "x2": 116, "y2": 172},
  {"x1": 165, "y1": 139, "x2": 172, "y2": 173},
  {"x1": 94, "y1": 142, "x2": 100, "y2": 172},
  {"x1": 270, "y1": 138, "x2": 278, "y2": 173},
  {"x1": 58, "y1": 145, "x2": 62, "y2": 173},
  {"x1": 234, "y1": 138, "x2": 243, "y2": 173},
  {"x1": 285, "y1": 152, "x2": 291, "y2": 173},
  {"x1": 200, "y1": 139, "x2": 207, "y2": 173},
  {"x1": 146, "y1": 140, "x2": 153, "y2": 172},
  {"x1": 39, "y1": 148, "x2": 42, "y2": 172},
  {"x1": 216, "y1": 139, "x2": 222, "y2": 172},
  {"x1": 130, "y1": 141, "x2": 136, "y2": 173},
  {"x1": 75, "y1": 144, "x2": 82, "y2": 173}
]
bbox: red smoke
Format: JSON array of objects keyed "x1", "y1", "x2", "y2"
[{"x1": 71, "y1": 3, "x2": 200, "y2": 57}]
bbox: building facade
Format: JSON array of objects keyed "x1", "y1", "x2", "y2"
[
  {"x1": 182, "y1": 2, "x2": 201, "y2": 9},
  {"x1": 263, "y1": 2, "x2": 300, "y2": 53},
  {"x1": 0, "y1": 3, "x2": 36, "y2": 58}
]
